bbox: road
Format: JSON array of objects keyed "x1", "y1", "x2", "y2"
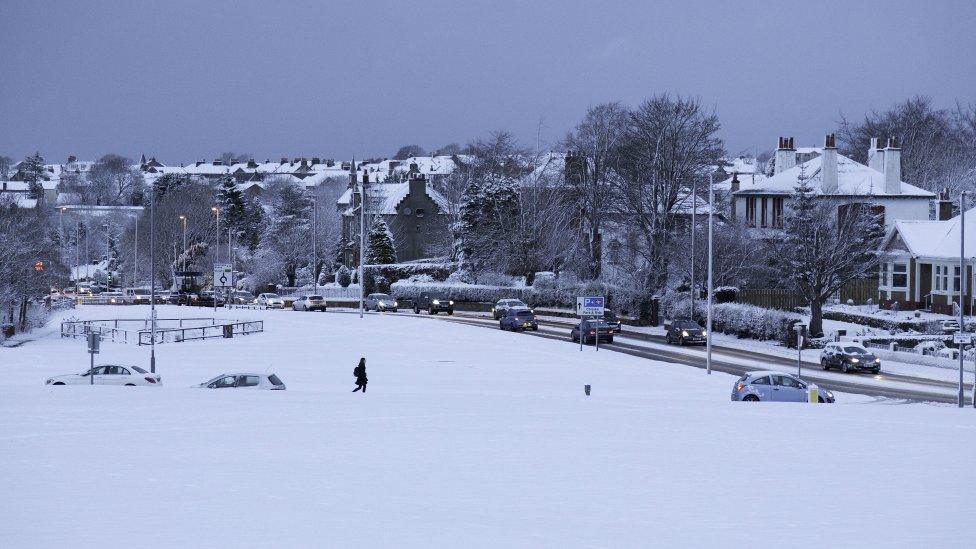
[{"x1": 419, "y1": 311, "x2": 968, "y2": 404}]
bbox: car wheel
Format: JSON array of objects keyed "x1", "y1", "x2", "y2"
[
  {"x1": 571, "y1": 334, "x2": 577, "y2": 342},
  {"x1": 666, "y1": 333, "x2": 672, "y2": 344},
  {"x1": 447, "y1": 310, "x2": 454, "y2": 316},
  {"x1": 821, "y1": 359, "x2": 830, "y2": 371},
  {"x1": 743, "y1": 395, "x2": 760, "y2": 402},
  {"x1": 818, "y1": 397, "x2": 825, "y2": 403},
  {"x1": 607, "y1": 337, "x2": 614, "y2": 344},
  {"x1": 842, "y1": 362, "x2": 851, "y2": 374},
  {"x1": 429, "y1": 308, "x2": 436, "y2": 315},
  {"x1": 414, "y1": 306, "x2": 419, "y2": 314},
  {"x1": 532, "y1": 326, "x2": 538, "y2": 331},
  {"x1": 872, "y1": 368, "x2": 880, "y2": 375}
]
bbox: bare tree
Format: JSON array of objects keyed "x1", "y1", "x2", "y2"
[
  {"x1": 563, "y1": 101, "x2": 628, "y2": 279},
  {"x1": 394, "y1": 145, "x2": 426, "y2": 160},
  {"x1": 219, "y1": 152, "x2": 249, "y2": 166},
  {"x1": 613, "y1": 94, "x2": 725, "y2": 292},
  {"x1": 89, "y1": 154, "x2": 144, "y2": 205}
]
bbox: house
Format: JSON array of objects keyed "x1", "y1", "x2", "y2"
[
  {"x1": 728, "y1": 135, "x2": 936, "y2": 231},
  {"x1": 337, "y1": 162, "x2": 451, "y2": 265},
  {"x1": 879, "y1": 195, "x2": 973, "y2": 314}
]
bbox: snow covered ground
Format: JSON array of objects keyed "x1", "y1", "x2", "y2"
[{"x1": 2, "y1": 305, "x2": 975, "y2": 547}]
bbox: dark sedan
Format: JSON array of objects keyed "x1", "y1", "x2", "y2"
[
  {"x1": 571, "y1": 319, "x2": 615, "y2": 344},
  {"x1": 820, "y1": 343, "x2": 881, "y2": 374},
  {"x1": 666, "y1": 319, "x2": 707, "y2": 346},
  {"x1": 499, "y1": 308, "x2": 538, "y2": 331}
]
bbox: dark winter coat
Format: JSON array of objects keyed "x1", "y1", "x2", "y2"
[{"x1": 354, "y1": 364, "x2": 368, "y2": 384}]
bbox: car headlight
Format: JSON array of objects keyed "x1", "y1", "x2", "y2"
[
  {"x1": 826, "y1": 390, "x2": 834, "y2": 399},
  {"x1": 875, "y1": 358, "x2": 881, "y2": 363},
  {"x1": 393, "y1": 301, "x2": 398, "y2": 307},
  {"x1": 449, "y1": 300, "x2": 454, "y2": 305},
  {"x1": 850, "y1": 358, "x2": 859, "y2": 363},
  {"x1": 432, "y1": 299, "x2": 440, "y2": 305},
  {"x1": 702, "y1": 330, "x2": 708, "y2": 336},
  {"x1": 682, "y1": 330, "x2": 689, "y2": 337}
]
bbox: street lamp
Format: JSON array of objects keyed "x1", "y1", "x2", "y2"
[
  {"x1": 179, "y1": 215, "x2": 187, "y2": 272},
  {"x1": 211, "y1": 207, "x2": 220, "y2": 263},
  {"x1": 211, "y1": 206, "x2": 220, "y2": 312},
  {"x1": 706, "y1": 171, "x2": 714, "y2": 375}
]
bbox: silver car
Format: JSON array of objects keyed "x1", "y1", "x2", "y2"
[
  {"x1": 493, "y1": 298, "x2": 528, "y2": 320},
  {"x1": 255, "y1": 293, "x2": 284, "y2": 308},
  {"x1": 365, "y1": 293, "x2": 398, "y2": 312},
  {"x1": 196, "y1": 372, "x2": 286, "y2": 390},
  {"x1": 292, "y1": 295, "x2": 327, "y2": 311},
  {"x1": 731, "y1": 371, "x2": 834, "y2": 403}
]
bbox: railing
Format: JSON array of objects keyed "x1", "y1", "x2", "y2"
[{"x1": 137, "y1": 320, "x2": 263, "y2": 345}]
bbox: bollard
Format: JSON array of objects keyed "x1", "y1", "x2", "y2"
[
  {"x1": 223, "y1": 324, "x2": 234, "y2": 339},
  {"x1": 808, "y1": 384, "x2": 819, "y2": 404},
  {"x1": 584, "y1": 384, "x2": 591, "y2": 396}
]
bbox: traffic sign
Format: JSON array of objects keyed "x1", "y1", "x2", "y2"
[
  {"x1": 214, "y1": 264, "x2": 233, "y2": 288},
  {"x1": 87, "y1": 332, "x2": 101, "y2": 354},
  {"x1": 576, "y1": 296, "x2": 605, "y2": 317},
  {"x1": 952, "y1": 333, "x2": 972, "y2": 345}
]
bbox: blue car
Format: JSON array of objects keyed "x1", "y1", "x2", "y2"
[
  {"x1": 731, "y1": 371, "x2": 834, "y2": 403},
  {"x1": 499, "y1": 308, "x2": 538, "y2": 331}
]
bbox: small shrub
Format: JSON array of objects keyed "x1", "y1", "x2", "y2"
[{"x1": 336, "y1": 265, "x2": 351, "y2": 288}]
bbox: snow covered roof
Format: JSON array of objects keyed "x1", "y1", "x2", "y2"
[
  {"x1": 0, "y1": 180, "x2": 59, "y2": 191},
  {"x1": 337, "y1": 182, "x2": 450, "y2": 215},
  {"x1": 733, "y1": 152, "x2": 935, "y2": 198},
  {"x1": 887, "y1": 208, "x2": 976, "y2": 259}
]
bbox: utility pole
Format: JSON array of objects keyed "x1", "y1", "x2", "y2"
[
  {"x1": 74, "y1": 218, "x2": 80, "y2": 294},
  {"x1": 150, "y1": 188, "x2": 156, "y2": 374},
  {"x1": 212, "y1": 207, "x2": 219, "y2": 313},
  {"x1": 959, "y1": 192, "x2": 967, "y2": 408},
  {"x1": 706, "y1": 172, "x2": 714, "y2": 375},
  {"x1": 359, "y1": 167, "x2": 365, "y2": 319},
  {"x1": 134, "y1": 217, "x2": 139, "y2": 287},
  {"x1": 690, "y1": 178, "x2": 697, "y2": 319},
  {"x1": 312, "y1": 193, "x2": 318, "y2": 295}
]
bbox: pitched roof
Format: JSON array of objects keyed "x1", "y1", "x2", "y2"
[
  {"x1": 889, "y1": 208, "x2": 976, "y2": 258},
  {"x1": 337, "y1": 182, "x2": 449, "y2": 215},
  {"x1": 733, "y1": 152, "x2": 935, "y2": 198}
]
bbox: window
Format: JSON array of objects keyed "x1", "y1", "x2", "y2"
[
  {"x1": 936, "y1": 265, "x2": 948, "y2": 292},
  {"x1": 773, "y1": 375, "x2": 800, "y2": 388},
  {"x1": 751, "y1": 376, "x2": 770, "y2": 385},
  {"x1": 772, "y1": 197, "x2": 784, "y2": 228},
  {"x1": 760, "y1": 198, "x2": 768, "y2": 228},
  {"x1": 745, "y1": 197, "x2": 756, "y2": 227},
  {"x1": 214, "y1": 376, "x2": 237, "y2": 388},
  {"x1": 416, "y1": 208, "x2": 425, "y2": 218},
  {"x1": 954, "y1": 266, "x2": 961, "y2": 292},
  {"x1": 118, "y1": 367, "x2": 130, "y2": 375},
  {"x1": 239, "y1": 376, "x2": 260, "y2": 387},
  {"x1": 268, "y1": 374, "x2": 284, "y2": 386},
  {"x1": 879, "y1": 263, "x2": 889, "y2": 286},
  {"x1": 402, "y1": 207, "x2": 412, "y2": 215},
  {"x1": 891, "y1": 263, "x2": 908, "y2": 288}
]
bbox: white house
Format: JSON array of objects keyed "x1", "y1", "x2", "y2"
[{"x1": 729, "y1": 135, "x2": 936, "y2": 231}]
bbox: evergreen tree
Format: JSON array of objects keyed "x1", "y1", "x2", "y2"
[
  {"x1": 253, "y1": 185, "x2": 312, "y2": 286},
  {"x1": 454, "y1": 173, "x2": 520, "y2": 281},
  {"x1": 336, "y1": 264, "x2": 351, "y2": 287},
  {"x1": 20, "y1": 152, "x2": 46, "y2": 200},
  {"x1": 365, "y1": 219, "x2": 397, "y2": 265}
]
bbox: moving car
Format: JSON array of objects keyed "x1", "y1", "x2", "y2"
[
  {"x1": 590, "y1": 310, "x2": 622, "y2": 332},
  {"x1": 570, "y1": 319, "x2": 615, "y2": 344},
  {"x1": 292, "y1": 295, "x2": 327, "y2": 311},
  {"x1": 195, "y1": 372, "x2": 286, "y2": 390},
  {"x1": 493, "y1": 298, "x2": 528, "y2": 320},
  {"x1": 365, "y1": 293, "x2": 398, "y2": 312},
  {"x1": 731, "y1": 371, "x2": 834, "y2": 403},
  {"x1": 123, "y1": 287, "x2": 153, "y2": 304},
  {"x1": 666, "y1": 319, "x2": 707, "y2": 346},
  {"x1": 229, "y1": 291, "x2": 254, "y2": 305},
  {"x1": 412, "y1": 292, "x2": 454, "y2": 315},
  {"x1": 192, "y1": 290, "x2": 225, "y2": 307},
  {"x1": 499, "y1": 307, "x2": 539, "y2": 331},
  {"x1": 256, "y1": 293, "x2": 285, "y2": 308},
  {"x1": 102, "y1": 291, "x2": 124, "y2": 304},
  {"x1": 820, "y1": 343, "x2": 881, "y2": 374},
  {"x1": 46, "y1": 365, "x2": 162, "y2": 386}
]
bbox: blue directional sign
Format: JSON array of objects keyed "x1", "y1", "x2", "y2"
[{"x1": 576, "y1": 296, "x2": 605, "y2": 316}]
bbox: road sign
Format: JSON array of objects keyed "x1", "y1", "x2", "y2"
[
  {"x1": 214, "y1": 264, "x2": 233, "y2": 288},
  {"x1": 576, "y1": 296, "x2": 605, "y2": 317},
  {"x1": 953, "y1": 333, "x2": 973, "y2": 345},
  {"x1": 87, "y1": 332, "x2": 101, "y2": 354}
]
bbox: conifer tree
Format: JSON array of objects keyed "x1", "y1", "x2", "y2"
[{"x1": 365, "y1": 219, "x2": 397, "y2": 265}]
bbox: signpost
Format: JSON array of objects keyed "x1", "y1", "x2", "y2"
[
  {"x1": 214, "y1": 263, "x2": 232, "y2": 312},
  {"x1": 87, "y1": 332, "x2": 101, "y2": 385},
  {"x1": 576, "y1": 296, "x2": 605, "y2": 352},
  {"x1": 795, "y1": 323, "x2": 806, "y2": 378}
]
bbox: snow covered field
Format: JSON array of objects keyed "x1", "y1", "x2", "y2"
[{"x1": 2, "y1": 306, "x2": 975, "y2": 547}]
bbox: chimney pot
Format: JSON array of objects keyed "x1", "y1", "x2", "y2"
[
  {"x1": 774, "y1": 136, "x2": 797, "y2": 174},
  {"x1": 883, "y1": 138, "x2": 902, "y2": 194}
]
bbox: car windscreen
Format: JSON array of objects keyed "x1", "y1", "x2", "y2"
[
  {"x1": 132, "y1": 366, "x2": 148, "y2": 374},
  {"x1": 675, "y1": 321, "x2": 701, "y2": 329},
  {"x1": 268, "y1": 374, "x2": 284, "y2": 386},
  {"x1": 373, "y1": 294, "x2": 392, "y2": 300},
  {"x1": 307, "y1": 295, "x2": 324, "y2": 300},
  {"x1": 133, "y1": 289, "x2": 150, "y2": 295},
  {"x1": 515, "y1": 310, "x2": 534, "y2": 317},
  {"x1": 265, "y1": 294, "x2": 280, "y2": 298},
  {"x1": 843, "y1": 346, "x2": 867, "y2": 353}
]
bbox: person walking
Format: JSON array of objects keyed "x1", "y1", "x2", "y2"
[{"x1": 352, "y1": 357, "x2": 368, "y2": 393}]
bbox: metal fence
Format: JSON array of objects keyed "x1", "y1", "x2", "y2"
[
  {"x1": 60, "y1": 317, "x2": 259, "y2": 345},
  {"x1": 136, "y1": 320, "x2": 263, "y2": 345}
]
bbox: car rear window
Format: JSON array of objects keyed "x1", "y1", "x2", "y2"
[
  {"x1": 132, "y1": 366, "x2": 148, "y2": 374},
  {"x1": 268, "y1": 374, "x2": 284, "y2": 386},
  {"x1": 266, "y1": 294, "x2": 280, "y2": 298},
  {"x1": 516, "y1": 311, "x2": 534, "y2": 317},
  {"x1": 844, "y1": 346, "x2": 867, "y2": 353},
  {"x1": 308, "y1": 295, "x2": 323, "y2": 300}
]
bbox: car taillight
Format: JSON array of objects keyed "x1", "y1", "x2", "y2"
[
  {"x1": 735, "y1": 382, "x2": 745, "y2": 392},
  {"x1": 145, "y1": 377, "x2": 157, "y2": 383},
  {"x1": 609, "y1": 330, "x2": 614, "y2": 334},
  {"x1": 588, "y1": 330, "x2": 595, "y2": 335}
]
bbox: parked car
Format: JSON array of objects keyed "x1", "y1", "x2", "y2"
[
  {"x1": 939, "y1": 319, "x2": 961, "y2": 334},
  {"x1": 493, "y1": 298, "x2": 528, "y2": 320},
  {"x1": 365, "y1": 293, "x2": 398, "y2": 312},
  {"x1": 292, "y1": 295, "x2": 327, "y2": 311},
  {"x1": 732, "y1": 371, "x2": 834, "y2": 403},
  {"x1": 46, "y1": 364, "x2": 162, "y2": 386},
  {"x1": 229, "y1": 291, "x2": 254, "y2": 305},
  {"x1": 256, "y1": 293, "x2": 285, "y2": 308},
  {"x1": 500, "y1": 307, "x2": 539, "y2": 331},
  {"x1": 590, "y1": 310, "x2": 621, "y2": 332},
  {"x1": 820, "y1": 343, "x2": 881, "y2": 374},
  {"x1": 193, "y1": 291, "x2": 226, "y2": 307},
  {"x1": 413, "y1": 292, "x2": 454, "y2": 315},
  {"x1": 122, "y1": 287, "x2": 153, "y2": 304},
  {"x1": 666, "y1": 319, "x2": 707, "y2": 346},
  {"x1": 570, "y1": 319, "x2": 615, "y2": 344},
  {"x1": 195, "y1": 372, "x2": 286, "y2": 390}
]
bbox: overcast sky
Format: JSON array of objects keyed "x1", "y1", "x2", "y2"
[{"x1": 2, "y1": 0, "x2": 974, "y2": 164}]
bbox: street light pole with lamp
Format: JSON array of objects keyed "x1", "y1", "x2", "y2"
[{"x1": 211, "y1": 206, "x2": 219, "y2": 312}]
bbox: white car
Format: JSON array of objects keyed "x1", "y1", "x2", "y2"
[
  {"x1": 46, "y1": 365, "x2": 162, "y2": 386},
  {"x1": 255, "y1": 293, "x2": 285, "y2": 308},
  {"x1": 195, "y1": 372, "x2": 286, "y2": 390}
]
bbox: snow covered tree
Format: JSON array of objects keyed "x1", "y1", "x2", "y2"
[
  {"x1": 454, "y1": 173, "x2": 520, "y2": 281},
  {"x1": 775, "y1": 166, "x2": 885, "y2": 336},
  {"x1": 218, "y1": 175, "x2": 264, "y2": 250},
  {"x1": 336, "y1": 264, "x2": 351, "y2": 287},
  {"x1": 394, "y1": 144, "x2": 426, "y2": 160},
  {"x1": 89, "y1": 154, "x2": 144, "y2": 205},
  {"x1": 365, "y1": 219, "x2": 397, "y2": 265},
  {"x1": 20, "y1": 152, "x2": 46, "y2": 200},
  {"x1": 253, "y1": 185, "x2": 312, "y2": 286}
]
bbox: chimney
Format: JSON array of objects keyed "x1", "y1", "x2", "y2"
[
  {"x1": 311, "y1": 157, "x2": 321, "y2": 165},
  {"x1": 213, "y1": 159, "x2": 222, "y2": 166},
  {"x1": 938, "y1": 188, "x2": 954, "y2": 220},
  {"x1": 821, "y1": 134, "x2": 839, "y2": 193},
  {"x1": 867, "y1": 138, "x2": 886, "y2": 173},
  {"x1": 883, "y1": 137, "x2": 902, "y2": 194},
  {"x1": 280, "y1": 157, "x2": 288, "y2": 164},
  {"x1": 774, "y1": 136, "x2": 796, "y2": 174},
  {"x1": 408, "y1": 169, "x2": 427, "y2": 199},
  {"x1": 67, "y1": 155, "x2": 77, "y2": 163},
  {"x1": 730, "y1": 172, "x2": 740, "y2": 193}
]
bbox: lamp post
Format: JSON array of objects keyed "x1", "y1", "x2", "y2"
[
  {"x1": 959, "y1": 193, "x2": 967, "y2": 408},
  {"x1": 312, "y1": 193, "x2": 318, "y2": 295},
  {"x1": 211, "y1": 206, "x2": 219, "y2": 312},
  {"x1": 706, "y1": 172, "x2": 714, "y2": 375},
  {"x1": 359, "y1": 169, "x2": 365, "y2": 319},
  {"x1": 150, "y1": 188, "x2": 156, "y2": 374},
  {"x1": 211, "y1": 207, "x2": 220, "y2": 263},
  {"x1": 690, "y1": 178, "x2": 697, "y2": 319},
  {"x1": 179, "y1": 215, "x2": 187, "y2": 272}
]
